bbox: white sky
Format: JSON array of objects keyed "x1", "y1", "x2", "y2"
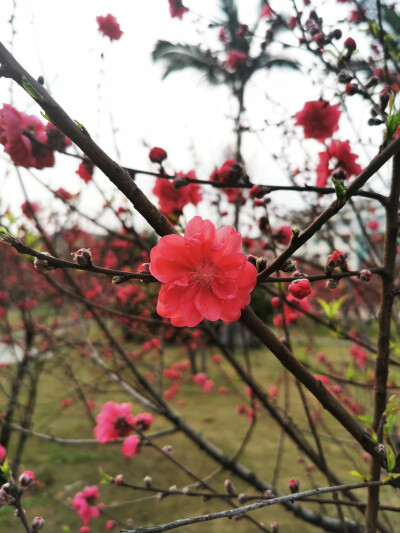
[{"x1": 0, "y1": 0, "x2": 387, "y2": 234}]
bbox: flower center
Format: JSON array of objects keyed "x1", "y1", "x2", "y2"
[
  {"x1": 114, "y1": 416, "x2": 132, "y2": 436},
  {"x1": 192, "y1": 260, "x2": 216, "y2": 287}
]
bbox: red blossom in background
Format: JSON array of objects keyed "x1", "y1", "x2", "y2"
[
  {"x1": 168, "y1": 0, "x2": 189, "y2": 19},
  {"x1": 260, "y1": 4, "x2": 274, "y2": 19},
  {"x1": 316, "y1": 140, "x2": 362, "y2": 188},
  {"x1": 21, "y1": 201, "x2": 40, "y2": 219},
  {"x1": 294, "y1": 100, "x2": 341, "y2": 142},
  {"x1": 94, "y1": 401, "x2": 135, "y2": 443},
  {"x1": 96, "y1": 14, "x2": 123, "y2": 41},
  {"x1": 76, "y1": 160, "x2": 94, "y2": 183},
  {"x1": 272, "y1": 225, "x2": 292, "y2": 245},
  {"x1": 55, "y1": 187, "x2": 73, "y2": 201},
  {"x1": 150, "y1": 217, "x2": 257, "y2": 327},
  {"x1": 0, "y1": 104, "x2": 55, "y2": 168},
  {"x1": 210, "y1": 160, "x2": 246, "y2": 204},
  {"x1": 349, "y1": 7, "x2": 366, "y2": 23},
  {"x1": 153, "y1": 171, "x2": 202, "y2": 217},
  {"x1": 225, "y1": 50, "x2": 247, "y2": 70},
  {"x1": 72, "y1": 486, "x2": 101, "y2": 526}
]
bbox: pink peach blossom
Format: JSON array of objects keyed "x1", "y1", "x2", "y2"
[{"x1": 150, "y1": 217, "x2": 257, "y2": 327}]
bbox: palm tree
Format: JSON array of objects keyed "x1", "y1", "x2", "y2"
[{"x1": 152, "y1": 0, "x2": 298, "y2": 163}]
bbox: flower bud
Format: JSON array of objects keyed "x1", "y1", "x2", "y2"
[
  {"x1": 112, "y1": 275, "x2": 127, "y2": 284},
  {"x1": 358, "y1": 269, "x2": 372, "y2": 282},
  {"x1": 31, "y1": 516, "x2": 45, "y2": 530},
  {"x1": 237, "y1": 493, "x2": 248, "y2": 504},
  {"x1": 162, "y1": 445, "x2": 173, "y2": 455},
  {"x1": 331, "y1": 29, "x2": 342, "y2": 40},
  {"x1": 71, "y1": 248, "x2": 92, "y2": 267},
  {"x1": 292, "y1": 270, "x2": 304, "y2": 278},
  {"x1": 144, "y1": 476, "x2": 152, "y2": 488},
  {"x1": 264, "y1": 489, "x2": 274, "y2": 499},
  {"x1": 247, "y1": 255, "x2": 257, "y2": 267},
  {"x1": 380, "y1": 89, "x2": 390, "y2": 111},
  {"x1": 149, "y1": 147, "x2": 167, "y2": 164},
  {"x1": 173, "y1": 177, "x2": 190, "y2": 190},
  {"x1": 19, "y1": 470, "x2": 35, "y2": 488},
  {"x1": 281, "y1": 260, "x2": 296, "y2": 273},
  {"x1": 344, "y1": 37, "x2": 356, "y2": 52},
  {"x1": 256, "y1": 256, "x2": 268, "y2": 272},
  {"x1": 271, "y1": 523, "x2": 279, "y2": 533},
  {"x1": 326, "y1": 278, "x2": 338, "y2": 289},
  {"x1": 338, "y1": 72, "x2": 353, "y2": 84},
  {"x1": 345, "y1": 83, "x2": 358, "y2": 96},
  {"x1": 224, "y1": 479, "x2": 235, "y2": 495},
  {"x1": 34, "y1": 252, "x2": 57, "y2": 273},
  {"x1": 288, "y1": 478, "x2": 299, "y2": 493},
  {"x1": 114, "y1": 474, "x2": 123, "y2": 485},
  {"x1": 0, "y1": 489, "x2": 9, "y2": 506},
  {"x1": 288, "y1": 279, "x2": 311, "y2": 300}
]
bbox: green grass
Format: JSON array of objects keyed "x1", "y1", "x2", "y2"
[{"x1": 0, "y1": 324, "x2": 396, "y2": 532}]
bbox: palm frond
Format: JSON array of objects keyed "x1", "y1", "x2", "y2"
[
  {"x1": 152, "y1": 40, "x2": 223, "y2": 84},
  {"x1": 253, "y1": 55, "x2": 299, "y2": 72}
]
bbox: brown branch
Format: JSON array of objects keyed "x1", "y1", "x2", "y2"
[
  {"x1": 240, "y1": 307, "x2": 385, "y2": 465},
  {"x1": 365, "y1": 154, "x2": 400, "y2": 532},
  {"x1": 121, "y1": 481, "x2": 389, "y2": 533}
]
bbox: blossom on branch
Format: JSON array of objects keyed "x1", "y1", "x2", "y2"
[
  {"x1": 0, "y1": 104, "x2": 55, "y2": 168},
  {"x1": 316, "y1": 140, "x2": 362, "y2": 188},
  {"x1": 149, "y1": 217, "x2": 257, "y2": 327},
  {"x1": 168, "y1": 0, "x2": 189, "y2": 19},
  {"x1": 225, "y1": 50, "x2": 247, "y2": 70},
  {"x1": 96, "y1": 14, "x2": 123, "y2": 41},
  {"x1": 260, "y1": 4, "x2": 274, "y2": 19},
  {"x1": 76, "y1": 160, "x2": 94, "y2": 183},
  {"x1": 288, "y1": 278, "x2": 312, "y2": 300},
  {"x1": 153, "y1": 171, "x2": 202, "y2": 218},
  {"x1": 94, "y1": 401, "x2": 135, "y2": 443},
  {"x1": 72, "y1": 486, "x2": 101, "y2": 526},
  {"x1": 294, "y1": 100, "x2": 341, "y2": 142}
]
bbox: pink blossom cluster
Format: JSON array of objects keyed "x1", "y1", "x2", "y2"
[
  {"x1": 94, "y1": 402, "x2": 153, "y2": 457},
  {"x1": 0, "y1": 104, "x2": 70, "y2": 169}
]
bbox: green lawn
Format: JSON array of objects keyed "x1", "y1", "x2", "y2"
[{"x1": 0, "y1": 326, "x2": 396, "y2": 533}]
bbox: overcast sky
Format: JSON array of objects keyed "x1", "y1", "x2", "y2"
[{"x1": 0, "y1": 0, "x2": 383, "y2": 233}]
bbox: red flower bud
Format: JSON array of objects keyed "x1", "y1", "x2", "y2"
[
  {"x1": 288, "y1": 478, "x2": 299, "y2": 493},
  {"x1": 344, "y1": 37, "x2": 356, "y2": 51},
  {"x1": 149, "y1": 147, "x2": 167, "y2": 164},
  {"x1": 288, "y1": 278, "x2": 311, "y2": 300},
  {"x1": 19, "y1": 470, "x2": 35, "y2": 488}
]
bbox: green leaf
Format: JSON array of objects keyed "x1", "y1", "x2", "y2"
[
  {"x1": 74, "y1": 119, "x2": 84, "y2": 130},
  {"x1": 386, "y1": 445, "x2": 396, "y2": 471},
  {"x1": 383, "y1": 473, "x2": 400, "y2": 483},
  {"x1": 40, "y1": 111, "x2": 53, "y2": 123},
  {"x1": 347, "y1": 470, "x2": 364, "y2": 480},
  {"x1": 357, "y1": 415, "x2": 373, "y2": 426},
  {"x1": 0, "y1": 457, "x2": 12, "y2": 481},
  {"x1": 317, "y1": 296, "x2": 347, "y2": 320},
  {"x1": 22, "y1": 75, "x2": 43, "y2": 101},
  {"x1": 346, "y1": 362, "x2": 356, "y2": 381},
  {"x1": 99, "y1": 467, "x2": 113, "y2": 484},
  {"x1": 331, "y1": 177, "x2": 347, "y2": 204}
]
